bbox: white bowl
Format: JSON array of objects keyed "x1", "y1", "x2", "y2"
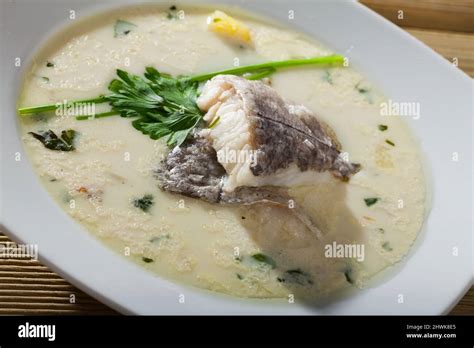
[{"x1": 1, "y1": 0, "x2": 472, "y2": 315}]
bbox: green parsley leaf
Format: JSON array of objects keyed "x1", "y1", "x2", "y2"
[
  {"x1": 133, "y1": 194, "x2": 154, "y2": 212},
  {"x1": 109, "y1": 67, "x2": 203, "y2": 147},
  {"x1": 364, "y1": 197, "x2": 379, "y2": 207}
]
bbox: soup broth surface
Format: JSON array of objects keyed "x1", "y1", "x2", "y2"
[{"x1": 19, "y1": 5, "x2": 426, "y2": 299}]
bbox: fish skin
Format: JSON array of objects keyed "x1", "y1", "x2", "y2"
[
  {"x1": 156, "y1": 136, "x2": 225, "y2": 203},
  {"x1": 155, "y1": 135, "x2": 322, "y2": 237},
  {"x1": 197, "y1": 75, "x2": 360, "y2": 181},
  {"x1": 156, "y1": 135, "x2": 288, "y2": 205}
]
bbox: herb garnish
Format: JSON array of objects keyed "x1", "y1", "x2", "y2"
[
  {"x1": 344, "y1": 267, "x2": 355, "y2": 284},
  {"x1": 364, "y1": 197, "x2": 379, "y2": 207},
  {"x1": 355, "y1": 82, "x2": 369, "y2": 94},
  {"x1": 122, "y1": 68, "x2": 203, "y2": 147},
  {"x1": 142, "y1": 257, "x2": 154, "y2": 263},
  {"x1": 149, "y1": 234, "x2": 170, "y2": 243},
  {"x1": 382, "y1": 242, "x2": 393, "y2": 251},
  {"x1": 378, "y1": 124, "x2": 388, "y2": 131},
  {"x1": 29, "y1": 129, "x2": 76, "y2": 151},
  {"x1": 236, "y1": 273, "x2": 243, "y2": 280},
  {"x1": 166, "y1": 6, "x2": 179, "y2": 20},
  {"x1": 251, "y1": 253, "x2": 276, "y2": 269},
  {"x1": 385, "y1": 139, "x2": 395, "y2": 146},
  {"x1": 277, "y1": 269, "x2": 313, "y2": 285},
  {"x1": 322, "y1": 70, "x2": 333, "y2": 84},
  {"x1": 19, "y1": 55, "x2": 345, "y2": 147},
  {"x1": 114, "y1": 19, "x2": 137, "y2": 37},
  {"x1": 133, "y1": 194, "x2": 154, "y2": 212},
  {"x1": 46, "y1": 62, "x2": 54, "y2": 68}
]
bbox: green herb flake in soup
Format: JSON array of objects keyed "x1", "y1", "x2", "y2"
[
  {"x1": 28, "y1": 129, "x2": 76, "y2": 151},
  {"x1": 17, "y1": 5, "x2": 426, "y2": 300},
  {"x1": 133, "y1": 194, "x2": 154, "y2": 212},
  {"x1": 364, "y1": 197, "x2": 379, "y2": 207},
  {"x1": 114, "y1": 19, "x2": 137, "y2": 37},
  {"x1": 251, "y1": 253, "x2": 277, "y2": 269}
]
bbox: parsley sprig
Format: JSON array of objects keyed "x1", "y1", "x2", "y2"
[
  {"x1": 108, "y1": 68, "x2": 202, "y2": 146},
  {"x1": 18, "y1": 55, "x2": 344, "y2": 147}
]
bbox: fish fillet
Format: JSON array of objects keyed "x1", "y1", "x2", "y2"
[
  {"x1": 156, "y1": 135, "x2": 322, "y2": 237},
  {"x1": 197, "y1": 75, "x2": 360, "y2": 191}
]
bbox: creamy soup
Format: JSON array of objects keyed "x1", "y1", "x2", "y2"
[{"x1": 19, "y1": 5, "x2": 426, "y2": 300}]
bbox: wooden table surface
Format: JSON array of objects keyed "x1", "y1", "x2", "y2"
[{"x1": 1, "y1": 0, "x2": 472, "y2": 315}]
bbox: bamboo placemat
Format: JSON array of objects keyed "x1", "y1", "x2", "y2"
[
  {"x1": 0, "y1": 234, "x2": 116, "y2": 315},
  {"x1": 1, "y1": 0, "x2": 472, "y2": 315}
]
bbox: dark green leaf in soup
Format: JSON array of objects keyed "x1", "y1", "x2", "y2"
[
  {"x1": 382, "y1": 242, "x2": 393, "y2": 251},
  {"x1": 149, "y1": 234, "x2": 170, "y2": 243},
  {"x1": 46, "y1": 61, "x2": 54, "y2": 68},
  {"x1": 166, "y1": 5, "x2": 180, "y2": 20},
  {"x1": 343, "y1": 267, "x2": 355, "y2": 284},
  {"x1": 364, "y1": 197, "x2": 379, "y2": 207},
  {"x1": 60, "y1": 129, "x2": 76, "y2": 146},
  {"x1": 251, "y1": 253, "x2": 276, "y2": 269},
  {"x1": 355, "y1": 82, "x2": 370, "y2": 94},
  {"x1": 28, "y1": 129, "x2": 76, "y2": 151},
  {"x1": 114, "y1": 19, "x2": 137, "y2": 37},
  {"x1": 277, "y1": 269, "x2": 313, "y2": 285},
  {"x1": 133, "y1": 194, "x2": 154, "y2": 212},
  {"x1": 142, "y1": 257, "x2": 154, "y2": 263},
  {"x1": 322, "y1": 70, "x2": 333, "y2": 84}
]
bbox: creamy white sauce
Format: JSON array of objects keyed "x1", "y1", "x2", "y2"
[{"x1": 19, "y1": 5, "x2": 426, "y2": 299}]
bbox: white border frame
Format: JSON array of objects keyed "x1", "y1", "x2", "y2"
[{"x1": 0, "y1": 0, "x2": 472, "y2": 314}]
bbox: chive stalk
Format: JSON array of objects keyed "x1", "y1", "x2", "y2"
[{"x1": 18, "y1": 55, "x2": 345, "y2": 116}]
